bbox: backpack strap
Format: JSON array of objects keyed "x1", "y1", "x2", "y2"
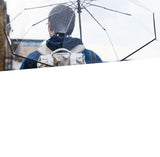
[
  {"x1": 38, "y1": 42, "x2": 85, "y2": 55},
  {"x1": 52, "y1": 48, "x2": 71, "y2": 55},
  {"x1": 70, "y1": 45, "x2": 85, "y2": 53},
  {"x1": 37, "y1": 41, "x2": 52, "y2": 55},
  {"x1": 70, "y1": 45, "x2": 86, "y2": 65}
]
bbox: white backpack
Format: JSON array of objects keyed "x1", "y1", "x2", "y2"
[{"x1": 37, "y1": 45, "x2": 86, "y2": 68}]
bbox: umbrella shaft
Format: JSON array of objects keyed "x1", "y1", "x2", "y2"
[
  {"x1": 78, "y1": 13, "x2": 82, "y2": 40},
  {"x1": 77, "y1": 0, "x2": 81, "y2": 13},
  {"x1": 77, "y1": 0, "x2": 82, "y2": 40}
]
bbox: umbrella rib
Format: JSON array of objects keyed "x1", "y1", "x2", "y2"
[
  {"x1": 3, "y1": 28, "x2": 53, "y2": 67},
  {"x1": 24, "y1": 2, "x2": 72, "y2": 10},
  {"x1": 121, "y1": 13, "x2": 157, "y2": 61},
  {"x1": 83, "y1": 6, "x2": 106, "y2": 31},
  {"x1": 32, "y1": 4, "x2": 74, "y2": 27},
  {"x1": 89, "y1": 4, "x2": 132, "y2": 16},
  {"x1": 64, "y1": 8, "x2": 76, "y2": 36},
  {"x1": 82, "y1": 0, "x2": 98, "y2": 8},
  {"x1": 68, "y1": 0, "x2": 77, "y2": 8},
  {"x1": 83, "y1": 6, "x2": 119, "y2": 61},
  {"x1": 9, "y1": 10, "x2": 24, "y2": 25},
  {"x1": 82, "y1": 0, "x2": 94, "y2": 5},
  {"x1": 9, "y1": 2, "x2": 74, "y2": 24}
]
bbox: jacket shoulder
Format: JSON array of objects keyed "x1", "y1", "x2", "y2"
[
  {"x1": 20, "y1": 51, "x2": 41, "y2": 69},
  {"x1": 82, "y1": 49, "x2": 103, "y2": 64}
]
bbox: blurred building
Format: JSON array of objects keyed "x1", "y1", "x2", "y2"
[
  {"x1": 0, "y1": 0, "x2": 43, "y2": 70},
  {"x1": 0, "y1": 0, "x2": 12, "y2": 71}
]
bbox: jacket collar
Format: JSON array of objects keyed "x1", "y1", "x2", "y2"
[{"x1": 46, "y1": 34, "x2": 83, "y2": 51}]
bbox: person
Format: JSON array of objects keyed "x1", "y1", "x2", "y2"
[{"x1": 20, "y1": 4, "x2": 103, "y2": 69}]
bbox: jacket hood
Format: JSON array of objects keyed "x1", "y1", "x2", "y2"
[{"x1": 46, "y1": 34, "x2": 83, "y2": 51}]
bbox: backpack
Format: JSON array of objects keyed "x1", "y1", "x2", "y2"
[{"x1": 37, "y1": 45, "x2": 86, "y2": 68}]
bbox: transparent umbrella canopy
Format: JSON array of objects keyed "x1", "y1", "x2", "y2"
[{"x1": 4, "y1": 0, "x2": 157, "y2": 65}]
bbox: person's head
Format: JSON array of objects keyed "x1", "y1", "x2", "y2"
[{"x1": 48, "y1": 5, "x2": 75, "y2": 37}]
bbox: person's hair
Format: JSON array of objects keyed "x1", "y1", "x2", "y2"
[{"x1": 48, "y1": 5, "x2": 75, "y2": 35}]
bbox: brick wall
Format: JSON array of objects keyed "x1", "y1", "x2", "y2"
[{"x1": 0, "y1": 0, "x2": 4, "y2": 71}]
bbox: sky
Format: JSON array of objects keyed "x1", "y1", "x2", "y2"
[{"x1": 4, "y1": 0, "x2": 160, "y2": 61}]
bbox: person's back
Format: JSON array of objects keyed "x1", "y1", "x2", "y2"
[{"x1": 20, "y1": 5, "x2": 102, "y2": 69}]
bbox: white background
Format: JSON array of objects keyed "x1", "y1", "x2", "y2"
[{"x1": 0, "y1": 59, "x2": 160, "y2": 157}]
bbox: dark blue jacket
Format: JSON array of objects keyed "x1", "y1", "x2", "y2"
[{"x1": 20, "y1": 35, "x2": 103, "y2": 69}]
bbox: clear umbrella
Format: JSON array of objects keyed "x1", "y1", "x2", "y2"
[{"x1": 4, "y1": 0, "x2": 157, "y2": 67}]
